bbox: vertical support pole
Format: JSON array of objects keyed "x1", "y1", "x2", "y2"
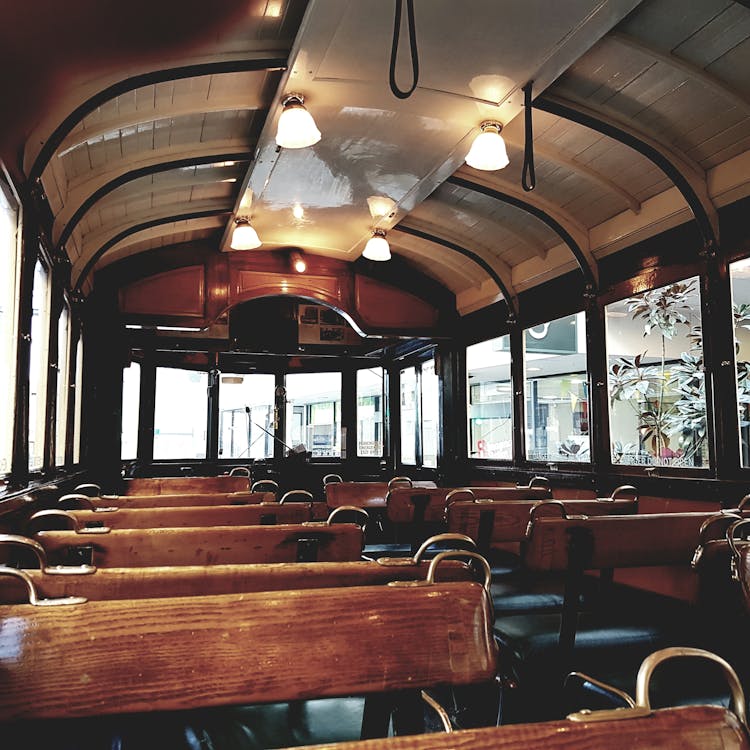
[
  {"x1": 342, "y1": 363, "x2": 357, "y2": 467},
  {"x1": 137, "y1": 352, "x2": 156, "y2": 467},
  {"x1": 585, "y1": 290, "x2": 611, "y2": 489},
  {"x1": 510, "y1": 321, "x2": 525, "y2": 468},
  {"x1": 44, "y1": 280, "x2": 61, "y2": 472},
  {"x1": 388, "y1": 364, "x2": 400, "y2": 473},
  {"x1": 206, "y1": 355, "x2": 220, "y2": 465}
]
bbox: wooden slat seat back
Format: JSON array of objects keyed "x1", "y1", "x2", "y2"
[
  {"x1": 105, "y1": 490, "x2": 274, "y2": 508},
  {"x1": 326, "y1": 481, "x2": 437, "y2": 509},
  {"x1": 0, "y1": 559, "x2": 474, "y2": 603},
  {"x1": 448, "y1": 498, "x2": 638, "y2": 546},
  {"x1": 524, "y1": 512, "x2": 716, "y2": 572},
  {"x1": 464, "y1": 486, "x2": 552, "y2": 501},
  {"x1": 0, "y1": 581, "x2": 497, "y2": 720},
  {"x1": 33, "y1": 523, "x2": 363, "y2": 567},
  {"x1": 293, "y1": 706, "x2": 749, "y2": 750},
  {"x1": 67, "y1": 503, "x2": 312, "y2": 529},
  {"x1": 123, "y1": 476, "x2": 250, "y2": 495}
]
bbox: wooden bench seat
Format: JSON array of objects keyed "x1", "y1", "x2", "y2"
[
  {"x1": 62, "y1": 490, "x2": 275, "y2": 508},
  {"x1": 121, "y1": 476, "x2": 251, "y2": 495},
  {"x1": 325, "y1": 480, "x2": 437, "y2": 510},
  {"x1": 32, "y1": 523, "x2": 364, "y2": 566}
]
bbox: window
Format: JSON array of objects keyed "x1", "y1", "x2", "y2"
[
  {"x1": 0, "y1": 182, "x2": 20, "y2": 474},
  {"x1": 285, "y1": 372, "x2": 341, "y2": 458},
  {"x1": 524, "y1": 313, "x2": 589, "y2": 463},
  {"x1": 54, "y1": 305, "x2": 71, "y2": 465},
  {"x1": 153, "y1": 368, "x2": 208, "y2": 459},
  {"x1": 357, "y1": 367, "x2": 384, "y2": 457},
  {"x1": 400, "y1": 367, "x2": 417, "y2": 464},
  {"x1": 730, "y1": 259, "x2": 750, "y2": 467},
  {"x1": 606, "y1": 277, "x2": 708, "y2": 468},
  {"x1": 121, "y1": 362, "x2": 140, "y2": 461},
  {"x1": 73, "y1": 335, "x2": 83, "y2": 464},
  {"x1": 467, "y1": 335, "x2": 512, "y2": 460},
  {"x1": 28, "y1": 258, "x2": 51, "y2": 470},
  {"x1": 219, "y1": 373, "x2": 275, "y2": 459},
  {"x1": 421, "y1": 360, "x2": 439, "y2": 468}
]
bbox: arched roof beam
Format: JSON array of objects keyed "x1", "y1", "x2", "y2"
[
  {"x1": 608, "y1": 32, "x2": 750, "y2": 118},
  {"x1": 72, "y1": 203, "x2": 231, "y2": 290},
  {"x1": 26, "y1": 54, "x2": 287, "y2": 182},
  {"x1": 55, "y1": 150, "x2": 251, "y2": 252},
  {"x1": 535, "y1": 93, "x2": 719, "y2": 247},
  {"x1": 449, "y1": 168, "x2": 598, "y2": 289},
  {"x1": 394, "y1": 220, "x2": 518, "y2": 319}
]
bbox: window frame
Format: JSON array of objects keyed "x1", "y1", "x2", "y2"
[{"x1": 397, "y1": 350, "x2": 439, "y2": 470}]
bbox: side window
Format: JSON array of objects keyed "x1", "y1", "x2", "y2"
[
  {"x1": 153, "y1": 368, "x2": 208, "y2": 459},
  {"x1": 421, "y1": 359, "x2": 439, "y2": 469},
  {"x1": 400, "y1": 367, "x2": 417, "y2": 464},
  {"x1": 357, "y1": 367, "x2": 384, "y2": 457},
  {"x1": 285, "y1": 372, "x2": 342, "y2": 458},
  {"x1": 730, "y1": 259, "x2": 750, "y2": 466},
  {"x1": 73, "y1": 335, "x2": 84, "y2": 464},
  {"x1": 219, "y1": 373, "x2": 275, "y2": 459},
  {"x1": 121, "y1": 362, "x2": 141, "y2": 460},
  {"x1": 29, "y1": 258, "x2": 51, "y2": 471},
  {"x1": 606, "y1": 277, "x2": 708, "y2": 468},
  {"x1": 54, "y1": 304, "x2": 71, "y2": 466}
]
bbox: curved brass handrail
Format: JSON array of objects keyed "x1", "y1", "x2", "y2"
[
  {"x1": 323, "y1": 473, "x2": 343, "y2": 485},
  {"x1": 0, "y1": 534, "x2": 96, "y2": 576},
  {"x1": 74, "y1": 483, "x2": 102, "y2": 497},
  {"x1": 229, "y1": 466, "x2": 251, "y2": 477},
  {"x1": 251, "y1": 480, "x2": 279, "y2": 494},
  {"x1": 609, "y1": 484, "x2": 638, "y2": 501},
  {"x1": 691, "y1": 511, "x2": 741, "y2": 569},
  {"x1": 387, "y1": 476, "x2": 413, "y2": 490},
  {"x1": 279, "y1": 489, "x2": 314, "y2": 505},
  {"x1": 413, "y1": 533, "x2": 476, "y2": 564},
  {"x1": 58, "y1": 493, "x2": 118, "y2": 512},
  {"x1": 525, "y1": 500, "x2": 588, "y2": 539},
  {"x1": 327, "y1": 505, "x2": 369, "y2": 529},
  {"x1": 0, "y1": 566, "x2": 87, "y2": 606},
  {"x1": 28, "y1": 509, "x2": 111, "y2": 535},
  {"x1": 527, "y1": 476, "x2": 551, "y2": 490},
  {"x1": 425, "y1": 550, "x2": 492, "y2": 593}
]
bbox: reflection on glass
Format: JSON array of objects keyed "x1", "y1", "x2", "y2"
[
  {"x1": 400, "y1": 367, "x2": 417, "y2": 464},
  {"x1": 421, "y1": 360, "x2": 439, "y2": 468},
  {"x1": 153, "y1": 368, "x2": 207, "y2": 459},
  {"x1": 357, "y1": 367, "x2": 384, "y2": 457},
  {"x1": 606, "y1": 277, "x2": 707, "y2": 468},
  {"x1": 285, "y1": 372, "x2": 341, "y2": 458},
  {"x1": 467, "y1": 336, "x2": 512, "y2": 460},
  {"x1": 121, "y1": 363, "x2": 140, "y2": 460},
  {"x1": 524, "y1": 313, "x2": 589, "y2": 463},
  {"x1": 29, "y1": 259, "x2": 50, "y2": 470},
  {"x1": 55, "y1": 306, "x2": 71, "y2": 465},
  {"x1": 219, "y1": 374, "x2": 275, "y2": 459},
  {"x1": 730, "y1": 259, "x2": 750, "y2": 467}
]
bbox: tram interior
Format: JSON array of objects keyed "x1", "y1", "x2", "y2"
[{"x1": 3, "y1": 0, "x2": 750, "y2": 748}]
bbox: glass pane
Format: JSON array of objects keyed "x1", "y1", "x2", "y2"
[
  {"x1": 466, "y1": 335, "x2": 512, "y2": 460},
  {"x1": 730, "y1": 259, "x2": 750, "y2": 467},
  {"x1": 121, "y1": 362, "x2": 140, "y2": 461},
  {"x1": 421, "y1": 359, "x2": 439, "y2": 468},
  {"x1": 153, "y1": 368, "x2": 207, "y2": 459},
  {"x1": 219, "y1": 373, "x2": 275, "y2": 459},
  {"x1": 524, "y1": 313, "x2": 589, "y2": 463},
  {"x1": 400, "y1": 367, "x2": 417, "y2": 464},
  {"x1": 73, "y1": 336, "x2": 83, "y2": 464},
  {"x1": 0, "y1": 185, "x2": 19, "y2": 474},
  {"x1": 357, "y1": 367, "x2": 384, "y2": 457},
  {"x1": 606, "y1": 277, "x2": 708, "y2": 468},
  {"x1": 54, "y1": 306, "x2": 71, "y2": 465},
  {"x1": 285, "y1": 372, "x2": 341, "y2": 458},
  {"x1": 29, "y1": 259, "x2": 51, "y2": 470}
]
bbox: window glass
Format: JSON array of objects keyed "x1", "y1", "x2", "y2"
[
  {"x1": 54, "y1": 305, "x2": 71, "y2": 465},
  {"x1": 28, "y1": 259, "x2": 51, "y2": 470},
  {"x1": 285, "y1": 372, "x2": 341, "y2": 458},
  {"x1": 219, "y1": 373, "x2": 275, "y2": 459},
  {"x1": 524, "y1": 313, "x2": 589, "y2": 463},
  {"x1": 0, "y1": 183, "x2": 19, "y2": 474},
  {"x1": 400, "y1": 367, "x2": 417, "y2": 464},
  {"x1": 467, "y1": 335, "x2": 512, "y2": 460},
  {"x1": 73, "y1": 336, "x2": 83, "y2": 464},
  {"x1": 153, "y1": 368, "x2": 207, "y2": 459},
  {"x1": 121, "y1": 362, "x2": 140, "y2": 460},
  {"x1": 606, "y1": 277, "x2": 708, "y2": 468},
  {"x1": 730, "y1": 259, "x2": 750, "y2": 467},
  {"x1": 357, "y1": 367, "x2": 384, "y2": 457},
  {"x1": 421, "y1": 359, "x2": 439, "y2": 468}
]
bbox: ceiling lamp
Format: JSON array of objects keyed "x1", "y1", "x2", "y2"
[
  {"x1": 290, "y1": 250, "x2": 307, "y2": 273},
  {"x1": 362, "y1": 229, "x2": 391, "y2": 261},
  {"x1": 276, "y1": 93, "x2": 321, "y2": 149},
  {"x1": 230, "y1": 217, "x2": 262, "y2": 250},
  {"x1": 465, "y1": 121, "x2": 509, "y2": 171}
]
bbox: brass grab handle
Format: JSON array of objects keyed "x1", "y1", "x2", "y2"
[{"x1": 0, "y1": 566, "x2": 87, "y2": 606}]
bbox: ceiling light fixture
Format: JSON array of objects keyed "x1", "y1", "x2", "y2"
[
  {"x1": 276, "y1": 93, "x2": 321, "y2": 149},
  {"x1": 290, "y1": 250, "x2": 307, "y2": 273},
  {"x1": 230, "y1": 217, "x2": 262, "y2": 250},
  {"x1": 465, "y1": 121, "x2": 509, "y2": 171},
  {"x1": 362, "y1": 229, "x2": 391, "y2": 261}
]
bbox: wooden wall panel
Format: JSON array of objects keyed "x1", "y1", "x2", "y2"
[
  {"x1": 354, "y1": 274, "x2": 438, "y2": 329},
  {"x1": 119, "y1": 265, "x2": 205, "y2": 317}
]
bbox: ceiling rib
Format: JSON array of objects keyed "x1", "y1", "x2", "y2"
[
  {"x1": 535, "y1": 93, "x2": 720, "y2": 247},
  {"x1": 449, "y1": 170, "x2": 598, "y2": 288}
]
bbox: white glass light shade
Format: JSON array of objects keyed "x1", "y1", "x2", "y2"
[
  {"x1": 231, "y1": 220, "x2": 262, "y2": 250},
  {"x1": 465, "y1": 122, "x2": 509, "y2": 171},
  {"x1": 276, "y1": 98, "x2": 321, "y2": 149},
  {"x1": 362, "y1": 232, "x2": 391, "y2": 261}
]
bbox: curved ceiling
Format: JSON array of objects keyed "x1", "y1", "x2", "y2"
[{"x1": 8, "y1": 0, "x2": 750, "y2": 315}]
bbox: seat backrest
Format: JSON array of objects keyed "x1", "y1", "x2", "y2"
[
  {"x1": 77, "y1": 490, "x2": 275, "y2": 508},
  {"x1": 464, "y1": 486, "x2": 553, "y2": 501},
  {"x1": 0, "y1": 580, "x2": 497, "y2": 721},
  {"x1": 66, "y1": 503, "x2": 312, "y2": 530},
  {"x1": 34, "y1": 523, "x2": 363, "y2": 567},
  {"x1": 326, "y1": 481, "x2": 438, "y2": 509},
  {"x1": 447, "y1": 498, "x2": 638, "y2": 546},
  {"x1": 524, "y1": 512, "x2": 715, "y2": 572},
  {"x1": 123, "y1": 476, "x2": 250, "y2": 495}
]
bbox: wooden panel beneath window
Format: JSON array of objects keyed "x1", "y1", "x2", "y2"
[
  {"x1": 230, "y1": 269, "x2": 344, "y2": 308},
  {"x1": 354, "y1": 274, "x2": 438, "y2": 329},
  {"x1": 119, "y1": 265, "x2": 205, "y2": 317}
]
